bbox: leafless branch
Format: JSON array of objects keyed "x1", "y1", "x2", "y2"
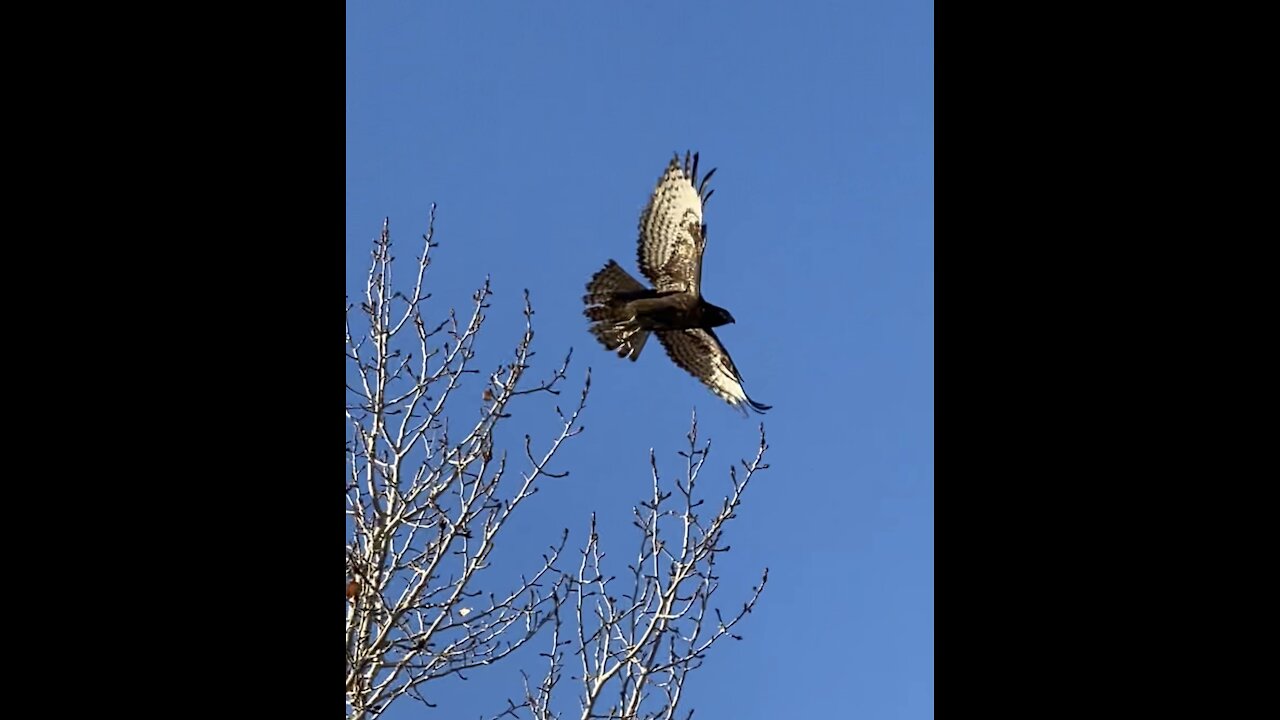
[
  {"x1": 502, "y1": 411, "x2": 770, "y2": 720},
  {"x1": 346, "y1": 209, "x2": 589, "y2": 720}
]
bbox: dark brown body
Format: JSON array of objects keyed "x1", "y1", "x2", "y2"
[
  {"x1": 613, "y1": 291, "x2": 734, "y2": 332},
  {"x1": 584, "y1": 260, "x2": 735, "y2": 361}
]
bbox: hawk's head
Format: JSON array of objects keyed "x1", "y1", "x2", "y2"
[{"x1": 701, "y1": 301, "x2": 736, "y2": 328}]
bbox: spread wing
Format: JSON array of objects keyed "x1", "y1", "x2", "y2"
[
  {"x1": 637, "y1": 151, "x2": 717, "y2": 295},
  {"x1": 656, "y1": 328, "x2": 770, "y2": 415}
]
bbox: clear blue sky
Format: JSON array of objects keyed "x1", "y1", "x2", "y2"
[{"x1": 347, "y1": 2, "x2": 932, "y2": 718}]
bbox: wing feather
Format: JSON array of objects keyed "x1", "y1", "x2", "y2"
[
  {"x1": 655, "y1": 328, "x2": 770, "y2": 415},
  {"x1": 637, "y1": 151, "x2": 715, "y2": 294}
]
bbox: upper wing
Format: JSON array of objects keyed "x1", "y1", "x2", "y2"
[
  {"x1": 637, "y1": 151, "x2": 717, "y2": 295},
  {"x1": 656, "y1": 328, "x2": 770, "y2": 415}
]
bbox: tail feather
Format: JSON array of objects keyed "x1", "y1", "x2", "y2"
[{"x1": 584, "y1": 260, "x2": 651, "y2": 361}]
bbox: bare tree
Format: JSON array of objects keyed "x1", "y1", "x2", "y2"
[
  {"x1": 495, "y1": 415, "x2": 769, "y2": 720},
  {"x1": 345, "y1": 208, "x2": 588, "y2": 718},
  {"x1": 346, "y1": 210, "x2": 769, "y2": 720}
]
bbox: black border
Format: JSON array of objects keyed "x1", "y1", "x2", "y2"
[
  {"x1": 936, "y1": 4, "x2": 1128, "y2": 712},
  {"x1": 120, "y1": 4, "x2": 345, "y2": 714}
]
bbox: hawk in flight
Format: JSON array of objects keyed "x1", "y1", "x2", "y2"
[{"x1": 584, "y1": 151, "x2": 770, "y2": 414}]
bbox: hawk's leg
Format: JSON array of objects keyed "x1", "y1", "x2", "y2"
[
  {"x1": 604, "y1": 313, "x2": 645, "y2": 349},
  {"x1": 614, "y1": 322, "x2": 641, "y2": 346}
]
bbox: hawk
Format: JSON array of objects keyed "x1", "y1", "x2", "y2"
[{"x1": 584, "y1": 151, "x2": 770, "y2": 414}]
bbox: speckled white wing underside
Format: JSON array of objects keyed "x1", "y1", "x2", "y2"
[
  {"x1": 637, "y1": 156, "x2": 706, "y2": 294},
  {"x1": 656, "y1": 328, "x2": 769, "y2": 415}
]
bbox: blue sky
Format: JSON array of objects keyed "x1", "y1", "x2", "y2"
[{"x1": 348, "y1": 2, "x2": 932, "y2": 718}]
